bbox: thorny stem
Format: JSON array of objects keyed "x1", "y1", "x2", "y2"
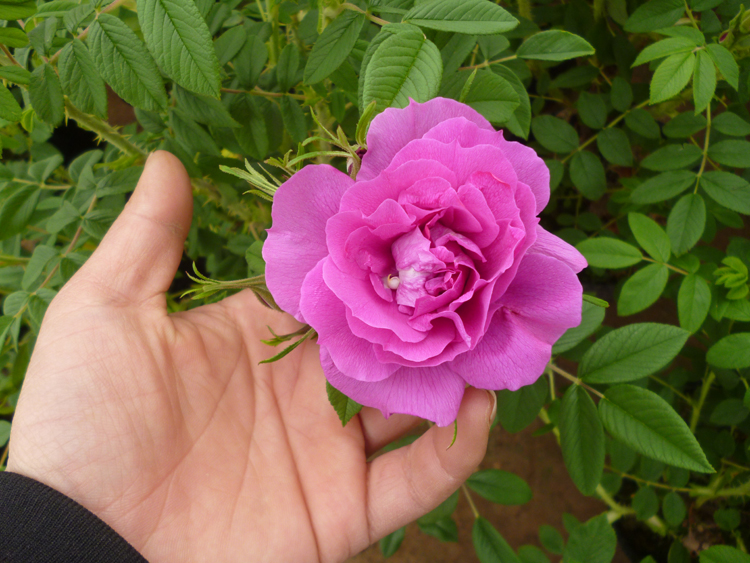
[
  {"x1": 641, "y1": 256, "x2": 690, "y2": 276},
  {"x1": 549, "y1": 363, "x2": 605, "y2": 399},
  {"x1": 606, "y1": 466, "x2": 692, "y2": 492},
  {"x1": 460, "y1": 54, "x2": 518, "y2": 71},
  {"x1": 64, "y1": 98, "x2": 147, "y2": 158},
  {"x1": 0, "y1": 443, "x2": 8, "y2": 468},
  {"x1": 684, "y1": 0, "x2": 701, "y2": 30},
  {"x1": 561, "y1": 100, "x2": 650, "y2": 164},
  {"x1": 649, "y1": 375, "x2": 693, "y2": 404},
  {"x1": 222, "y1": 87, "x2": 306, "y2": 100},
  {"x1": 1, "y1": 44, "x2": 21, "y2": 67},
  {"x1": 694, "y1": 105, "x2": 711, "y2": 194},
  {"x1": 340, "y1": 3, "x2": 388, "y2": 25},
  {"x1": 461, "y1": 484, "x2": 481, "y2": 519},
  {"x1": 690, "y1": 371, "x2": 715, "y2": 433}
]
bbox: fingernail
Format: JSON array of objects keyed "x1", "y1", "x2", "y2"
[{"x1": 486, "y1": 390, "x2": 497, "y2": 430}]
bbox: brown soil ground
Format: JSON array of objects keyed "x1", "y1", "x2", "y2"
[{"x1": 349, "y1": 422, "x2": 629, "y2": 563}]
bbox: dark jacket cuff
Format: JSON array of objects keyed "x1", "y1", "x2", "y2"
[{"x1": 0, "y1": 471, "x2": 148, "y2": 563}]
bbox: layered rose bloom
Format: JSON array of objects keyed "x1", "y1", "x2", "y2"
[{"x1": 264, "y1": 98, "x2": 586, "y2": 426}]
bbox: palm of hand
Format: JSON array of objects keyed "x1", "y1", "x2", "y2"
[{"x1": 7, "y1": 152, "x2": 491, "y2": 563}]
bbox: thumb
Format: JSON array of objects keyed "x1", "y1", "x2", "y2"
[
  {"x1": 365, "y1": 387, "x2": 495, "y2": 543},
  {"x1": 74, "y1": 151, "x2": 193, "y2": 305}
]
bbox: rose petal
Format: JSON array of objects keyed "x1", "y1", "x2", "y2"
[
  {"x1": 386, "y1": 139, "x2": 518, "y2": 191},
  {"x1": 358, "y1": 98, "x2": 493, "y2": 181},
  {"x1": 299, "y1": 259, "x2": 398, "y2": 382},
  {"x1": 323, "y1": 257, "x2": 427, "y2": 343},
  {"x1": 322, "y1": 347, "x2": 466, "y2": 426},
  {"x1": 528, "y1": 226, "x2": 588, "y2": 273},
  {"x1": 450, "y1": 308, "x2": 551, "y2": 391},
  {"x1": 497, "y1": 137, "x2": 551, "y2": 214},
  {"x1": 498, "y1": 253, "x2": 583, "y2": 343},
  {"x1": 341, "y1": 159, "x2": 458, "y2": 216},
  {"x1": 264, "y1": 165, "x2": 353, "y2": 321}
]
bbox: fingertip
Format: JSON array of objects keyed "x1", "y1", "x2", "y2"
[
  {"x1": 129, "y1": 151, "x2": 192, "y2": 229},
  {"x1": 432, "y1": 387, "x2": 491, "y2": 470}
]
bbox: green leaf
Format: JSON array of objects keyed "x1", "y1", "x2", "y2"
[
  {"x1": 633, "y1": 486, "x2": 659, "y2": 520},
  {"x1": 577, "y1": 92, "x2": 607, "y2": 129},
  {"x1": 0, "y1": 27, "x2": 29, "y2": 48},
  {"x1": 692, "y1": 50, "x2": 715, "y2": 114},
  {"x1": 630, "y1": 171, "x2": 696, "y2": 204},
  {"x1": 170, "y1": 108, "x2": 220, "y2": 155},
  {"x1": 539, "y1": 526, "x2": 564, "y2": 555},
  {"x1": 713, "y1": 508, "x2": 741, "y2": 531},
  {"x1": 0, "y1": 66, "x2": 31, "y2": 86},
  {"x1": 559, "y1": 385, "x2": 605, "y2": 496},
  {"x1": 706, "y1": 333, "x2": 750, "y2": 369},
  {"x1": 403, "y1": 0, "x2": 518, "y2": 35},
  {"x1": 174, "y1": 86, "x2": 239, "y2": 128},
  {"x1": 467, "y1": 469, "x2": 533, "y2": 505},
  {"x1": 700, "y1": 546, "x2": 750, "y2": 563},
  {"x1": 35, "y1": 0, "x2": 79, "y2": 18},
  {"x1": 461, "y1": 70, "x2": 519, "y2": 125},
  {"x1": 304, "y1": 11, "x2": 365, "y2": 84},
  {"x1": 518, "y1": 546, "x2": 550, "y2": 563},
  {"x1": 21, "y1": 245, "x2": 57, "y2": 290},
  {"x1": 624, "y1": 0, "x2": 683, "y2": 32},
  {"x1": 230, "y1": 94, "x2": 269, "y2": 160},
  {"x1": 516, "y1": 30, "x2": 594, "y2": 61},
  {"x1": 580, "y1": 323, "x2": 689, "y2": 384},
  {"x1": 531, "y1": 116, "x2": 579, "y2": 153},
  {"x1": 358, "y1": 24, "x2": 406, "y2": 111},
  {"x1": 441, "y1": 33, "x2": 477, "y2": 77},
  {"x1": 362, "y1": 24, "x2": 442, "y2": 111},
  {"x1": 235, "y1": 35, "x2": 268, "y2": 89},
  {"x1": 599, "y1": 384, "x2": 713, "y2": 472},
  {"x1": 491, "y1": 65, "x2": 530, "y2": 139},
  {"x1": 473, "y1": 517, "x2": 521, "y2": 563},
  {"x1": 632, "y1": 38, "x2": 696, "y2": 67},
  {"x1": 136, "y1": 0, "x2": 220, "y2": 97},
  {"x1": 563, "y1": 514, "x2": 617, "y2": 563},
  {"x1": 662, "y1": 491, "x2": 686, "y2": 526},
  {"x1": 379, "y1": 527, "x2": 405, "y2": 558},
  {"x1": 576, "y1": 238, "x2": 642, "y2": 269},
  {"x1": 618, "y1": 264, "x2": 669, "y2": 316},
  {"x1": 700, "y1": 171, "x2": 750, "y2": 215},
  {"x1": 667, "y1": 194, "x2": 705, "y2": 255},
  {"x1": 706, "y1": 44, "x2": 739, "y2": 90},
  {"x1": 628, "y1": 213, "x2": 671, "y2": 262},
  {"x1": 712, "y1": 112, "x2": 750, "y2": 137},
  {"x1": 707, "y1": 140, "x2": 750, "y2": 168},
  {"x1": 569, "y1": 151, "x2": 606, "y2": 200},
  {"x1": 610, "y1": 76, "x2": 633, "y2": 112},
  {"x1": 418, "y1": 516, "x2": 458, "y2": 542},
  {"x1": 277, "y1": 43, "x2": 300, "y2": 92},
  {"x1": 0, "y1": 84, "x2": 22, "y2": 122},
  {"x1": 495, "y1": 376, "x2": 548, "y2": 433},
  {"x1": 625, "y1": 108, "x2": 660, "y2": 139},
  {"x1": 709, "y1": 399, "x2": 748, "y2": 426},
  {"x1": 663, "y1": 112, "x2": 706, "y2": 138},
  {"x1": 677, "y1": 274, "x2": 711, "y2": 333},
  {"x1": 89, "y1": 13, "x2": 167, "y2": 111},
  {"x1": 553, "y1": 300, "x2": 605, "y2": 354},
  {"x1": 280, "y1": 95, "x2": 307, "y2": 144},
  {"x1": 326, "y1": 380, "x2": 362, "y2": 426},
  {"x1": 214, "y1": 26, "x2": 247, "y2": 66},
  {"x1": 597, "y1": 127, "x2": 633, "y2": 167},
  {"x1": 28, "y1": 63, "x2": 64, "y2": 126},
  {"x1": 650, "y1": 52, "x2": 695, "y2": 104},
  {"x1": 0, "y1": 185, "x2": 40, "y2": 241},
  {"x1": 0, "y1": 1, "x2": 36, "y2": 20},
  {"x1": 59, "y1": 39, "x2": 108, "y2": 119}
]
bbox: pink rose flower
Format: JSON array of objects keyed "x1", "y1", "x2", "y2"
[{"x1": 264, "y1": 98, "x2": 586, "y2": 426}]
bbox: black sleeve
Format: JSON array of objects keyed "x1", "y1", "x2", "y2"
[{"x1": 0, "y1": 471, "x2": 148, "y2": 563}]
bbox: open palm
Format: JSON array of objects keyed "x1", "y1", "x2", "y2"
[{"x1": 8, "y1": 152, "x2": 493, "y2": 563}]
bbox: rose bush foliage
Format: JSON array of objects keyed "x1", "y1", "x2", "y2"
[{"x1": 265, "y1": 98, "x2": 585, "y2": 425}]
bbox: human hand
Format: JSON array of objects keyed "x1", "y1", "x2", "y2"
[{"x1": 7, "y1": 151, "x2": 495, "y2": 563}]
